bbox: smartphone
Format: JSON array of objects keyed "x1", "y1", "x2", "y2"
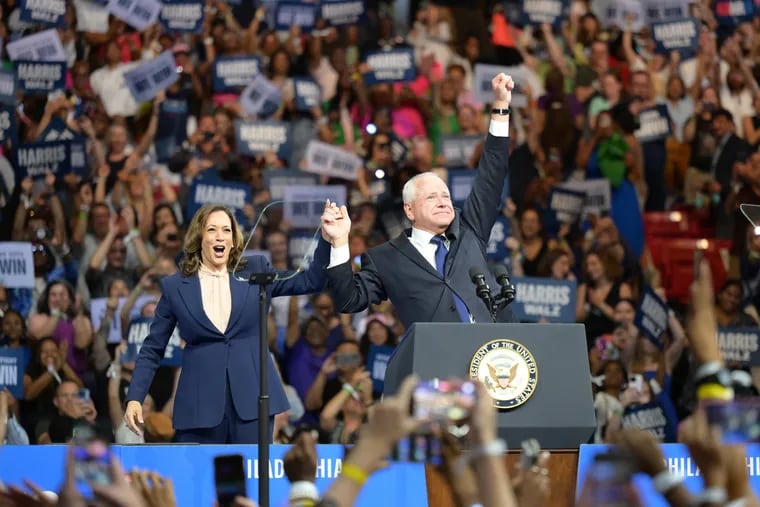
[
  {"x1": 214, "y1": 454, "x2": 247, "y2": 507},
  {"x1": 627, "y1": 374, "x2": 644, "y2": 395},
  {"x1": 704, "y1": 400, "x2": 760, "y2": 443},
  {"x1": 73, "y1": 425, "x2": 112, "y2": 497},
  {"x1": 577, "y1": 451, "x2": 638, "y2": 507},
  {"x1": 411, "y1": 379, "x2": 476, "y2": 425},
  {"x1": 392, "y1": 433, "x2": 442, "y2": 465},
  {"x1": 78, "y1": 388, "x2": 90, "y2": 402}
]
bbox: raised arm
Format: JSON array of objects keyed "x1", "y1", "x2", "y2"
[{"x1": 461, "y1": 74, "x2": 513, "y2": 241}]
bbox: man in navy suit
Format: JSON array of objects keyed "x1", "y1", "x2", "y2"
[
  {"x1": 322, "y1": 73, "x2": 517, "y2": 327},
  {"x1": 124, "y1": 202, "x2": 345, "y2": 444}
]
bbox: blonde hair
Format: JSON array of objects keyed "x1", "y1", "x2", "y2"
[{"x1": 179, "y1": 204, "x2": 247, "y2": 277}]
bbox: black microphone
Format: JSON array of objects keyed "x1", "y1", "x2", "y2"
[
  {"x1": 493, "y1": 264, "x2": 516, "y2": 304},
  {"x1": 469, "y1": 267, "x2": 492, "y2": 301}
]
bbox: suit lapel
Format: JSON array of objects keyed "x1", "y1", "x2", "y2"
[
  {"x1": 226, "y1": 275, "x2": 250, "y2": 333},
  {"x1": 179, "y1": 275, "x2": 221, "y2": 336},
  {"x1": 390, "y1": 232, "x2": 442, "y2": 279}
]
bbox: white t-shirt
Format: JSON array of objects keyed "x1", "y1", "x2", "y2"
[{"x1": 89, "y1": 63, "x2": 141, "y2": 117}]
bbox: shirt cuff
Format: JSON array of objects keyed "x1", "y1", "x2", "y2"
[
  {"x1": 288, "y1": 481, "x2": 319, "y2": 503},
  {"x1": 488, "y1": 119, "x2": 510, "y2": 137},
  {"x1": 329, "y1": 244, "x2": 350, "y2": 268}
]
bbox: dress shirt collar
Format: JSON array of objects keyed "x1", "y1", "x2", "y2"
[
  {"x1": 410, "y1": 227, "x2": 452, "y2": 246},
  {"x1": 198, "y1": 264, "x2": 228, "y2": 278}
]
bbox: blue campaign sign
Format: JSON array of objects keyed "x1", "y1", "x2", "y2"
[
  {"x1": 718, "y1": 327, "x2": 760, "y2": 366},
  {"x1": 520, "y1": 0, "x2": 568, "y2": 27},
  {"x1": 510, "y1": 276, "x2": 577, "y2": 323},
  {"x1": 123, "y1": 50, "x2": 179, "y2": 103},
  {"x1": 155, "y1": 97, "x2": 189, "y2": 163},
  {"x1": 124, "y1": 317, "x2": 183, "y2": 367},
  {"x1": 321, "y1": 0, "x2": 365, "y2": 25},
  {"x1": 37, "y1": 116, "x2": 87, "y2": 176},
  {"x1": 447, "y1": 169, "x2": 509, "y2": 211},
  {"x1": 19, "y1": 0, "x2": 67, "y2": 27},
  {"x1": 14, "y1": 141, "x2": 70, "y2": 179},
  {"x1": 212, "y1": 56, "x2": 261, "y2": 93},
  {"x1": 652, "y1": 18, "x2": 699, "y2": 56},
  {"x1": 159, "y1": 0, "x2": 204, "y2": 32},
  {"x1": 577, "y1": 443, "x2": 760, "y2": 506},
  {"x1": 486, "y1": 216, "x2": 511, "y2": 263},
  {"x1": 292, "y1": 77, "x2": 322, "y2": 112},
  {"x1": 635, "y1": 286, "x2": 669, "y2": 348},
  {"x1": 263, "y1": 168, "x2": 318, "y2": 200},
  {"x1": 186, "y1": 179, "x2": 252, "y2": 225},
  {"x1": 0, "y1": 104, "x2": 18, "y2": 147},
  {"x1": 635, "y1": 105, "x2": 672, "y2": 143},
  {"x1": 364, "y1": 48, "x2": 416, "y2": 85},
  {"x1": 715, "y1": 0, "x2": 754, "y2": 25},
  {"x1": 0, "y1": 347, "x2": 24, "y2": 399},
  {"x1": 14, "y1": 60, "x2": 65, "y2": 94},
  {"x1": 274, "y1": 2, "x2": 317, "y2": 31},
  {"x1": 0, "y1": 69, "x2": 15, "y2": 105},
  {"x1": 367, "y1": 344, "x2": 395, "y2": 393},
  {"x1": 548, "y1": 186, "x2": 586, "y2": 224},
  {"x1": 235, "y1": 120, "x2": 292, "y2": 162},
  {"x1": 0, "y1": 444, "x2": 429, "y2": 507}
]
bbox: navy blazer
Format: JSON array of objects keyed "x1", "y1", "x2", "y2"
[
  {"x1": 127, "y1": 238, "x2": 331, "y2": 431},
  {"x1": 327, "y1": 134, "x2": 517, "y2": 328}
]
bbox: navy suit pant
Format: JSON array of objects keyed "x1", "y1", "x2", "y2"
[{"x1": 175, "y1": 371, "x2": 274, "y2": 444}]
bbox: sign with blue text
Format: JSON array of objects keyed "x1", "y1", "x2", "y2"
[
  {"x1": 0, "y1": 445, "x2": 429, "y2": 507},
  {"x1": 6, "y1": 29, "x2": 66, "y2": 61},
  {"x1": 448, "y1": 170, "x2": 476, "y2": 209},
  {"x1": 303, "y1": 140, "x2": 362, "y2": 181},
  {"x1": 212, "y1": 56, "x2": 261, "y2": 92},
  {"x1": 263, "y1": 169, "x2": 318, "y2": 200},
  {"x1": 652, "y1": 18, "x2": 699, "y2": 56},
  {"x1": 472, "y1": 63, "x2": 531, "y2": 108},
  {"x1": 321, "y1": 0, "x2": 364, "y2": 25},
  {"x1": 0, "y1": 242, "x2": 34, "y2": 289},
  {"x1": 364, "y1": 48, "x2": 416, "y2": 85},
  {"x1": 293, "y1": 77, "x2": 322, "y2": 111},
  {"x1": 643, "y1": 0, "x2": 692, "y2": 24},
  {"x1": 14, "y1": 60, "x2": 65, "y2": 94},
  {"x1": 0, "y1": 104, "x2": 18, "y2": 147},
  {"x1": 186, "y1": 179, "x2": 252, "y2": 225},
  {"x1": 635, "y1": 287, "x2": 669, "y2": 347},
  {"x1": 124, "y1": 317, "x2": 183, "y2": 367},
  {"x1": 718, "y1": 327, "x2": 760, "y2": 366},
  {"x1": 0, "y1": 348, "x2": 24, "y2": 399},
  {"x1": 520, "y1": 0, "x2": 569, "y2": 27},
  {"x1": 14, "y1": 141, "x2": 70, "y2": 179},
  {"x1": 123, "y1": 51, "x2": 179, "y2": 103},
  {"x1": 240, "y1": 74, "x2": 282, "y2": 117},
  {"x1": 560, "y1": 179, "x2": 611, "y2": 219},
  {"x1": 90, "y1": 295, "x2": 156, "y2": 344},
  {"x1": 107, "y1": 0, "x2": 162, "y2": 30},
  {"x1": 635, "y1": 105, "x2": 672, "y2": 143},
  {"x1": 367, "y1": 344, "x2": 395, "y2": 393},
  {"x1": 19, "y1": 0, "x2": 67, "y2": 27},
  {"x1": 577, "y1": 444, "x2": 760, "y2": 506},
  {"x1": 714, "y1": 0, "x2": 754, "y2": 25},
  {"x1": 159, "y1": 0, "x2": 204, "y2": 32},
  {"x1": 274, "y1": 2, "x2": 317, "y2": 31},
  {"x1": 511, "y1": 276, "x2": 577, "y2": 323},
  {"x1": 235, "y1": 120, "x2": 292, "y2": 161},
  {"x1": 283, "y1": 185, "x2": 347, "y2": 228},
  {"x1": 486, "y1": 216, "x2": 511, "y2": 263},
  {"x1": 440, "y1": 135, "x2": 481, "y2": 168},
  {"x1": 549, "y1": 187, "x2": 586, "y2": 223}
]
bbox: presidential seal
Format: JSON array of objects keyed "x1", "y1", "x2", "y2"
[{"x1": 469, "y1": 339, "x2": 538, "y2": 409}]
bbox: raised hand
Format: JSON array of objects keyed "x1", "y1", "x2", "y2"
[
  {"x1": 320, "y1": 199, "x2": 351, "y2": 247},
  {"x1": 491, "y1": 73, "x2": 514, "y2": 108}
]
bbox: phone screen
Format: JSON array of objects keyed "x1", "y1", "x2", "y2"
[
  {"x1": 73, "y1": 425, "x2": 112, "y2": 497},
  {"x1": 78, "y1": 388, "x2": 90, "y2": 402},
  {"x1": 214, "y1": 454, "x2": 247, "y2": 507}
]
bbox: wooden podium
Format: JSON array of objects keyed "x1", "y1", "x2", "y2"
[{"x1": 424, "y1": 450, "x2": 580, "y2": 507}]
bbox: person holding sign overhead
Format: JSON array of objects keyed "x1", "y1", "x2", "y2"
[
  {"x1": 321, "y1": 73, "x2": 517, "y2": 327},
  {"x1": 123, "y1": 202, "x2": 344, "y2": 444}
]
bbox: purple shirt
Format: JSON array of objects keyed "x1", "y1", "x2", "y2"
[
  {"x1": 53, "y1": 319, "x2": 88, "y2": 377},
  {"x1": 537, "y1": 93, "x2": 582, "y2": 118},
  {"x1": 286, "y1": 339, "x2": 332, "y2": 402}
]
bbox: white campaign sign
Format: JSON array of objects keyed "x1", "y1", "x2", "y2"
[
  {"x1": 74, "y1": 0, "x2": 110, "y2": 33},
  {"x1": 123, "y1": 50, "x2": 179, "y2": 103},
  {"x1": 472, "y1": 63, "x2": 541, "y2": 108},
  {"x1": 107, "y1": 0, "x2": 161, "y2": 30},
  {"x1": 302, "y1": 140, "x2": 361, "y2": 181},
  {"x1": 240, "y1": 74, "x2": 282, "y2": 116},
  {"x1": 283, "y1": 185, "x2": 347, "y2": 228},
  {"x1": 560, "y1": 179, "x2": 612, "y2": 218},
  {"x1": 0, "y1": 242, "x2": 34, "y2": 288},
  {"x1": 6, "y1": 29, "x2": 65, "y2": 61},
  {"x1": 90, "y1": 295, "x2": 156, "y2": 344}
]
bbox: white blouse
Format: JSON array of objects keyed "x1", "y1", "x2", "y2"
[{"x1": 198, "y1": 266, "x2": 231, "y2": 334}]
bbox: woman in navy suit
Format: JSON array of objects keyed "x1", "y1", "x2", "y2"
[{"x1": 123, "y1": 202, "x2": 343, "y2": 444}]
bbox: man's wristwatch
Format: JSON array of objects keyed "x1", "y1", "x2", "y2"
[{"x1": 491, "y1": 107, "x2": 511, "y2": 116}]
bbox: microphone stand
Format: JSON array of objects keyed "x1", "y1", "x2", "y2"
[
  {"x1": 472, "y1": 274, "x2": 517, "y2": 322},
  {"x1": 248, "y1": 271, "x2": 277, "y2": 507}
]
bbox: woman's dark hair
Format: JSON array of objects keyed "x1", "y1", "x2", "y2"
[
  {"x1": 37, "y1": 280, "x2": 76, "y2": 318},
  {"x1": 359, "y1": 319, "x2": 397, "y2": 360},
  {"x1": 540, "y1": 67, "x2": 576, "y2": 161},
  {"x1": 595, "y1": 359, "x2": 628, "y2": 386},
  {"x1": 152, "y1": 203, "x2": 179, "y2": 231},
  {"x1": 32, "y1": 336, "x2": 59, "y2": 365},
  {"x1": 536, "y1": 248, "x2": 570, "y2": 278},
  {"x1": 1, "y1": 309, "x2": 27, "y2": 340}
]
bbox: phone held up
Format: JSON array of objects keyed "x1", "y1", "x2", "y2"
[
  {"x1": 72, "y1": 424, "x2": 113, "y2": 498},
  {"x1": 393, "y1": 379, "x2": 476, "y2": 465},
  {"x1": 214, "y1": 454, "x2": 247, "y2": 507}
]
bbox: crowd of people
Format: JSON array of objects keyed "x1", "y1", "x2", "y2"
[{"x1": 0, "y1": 0, "x2": 760, "y2": 504}]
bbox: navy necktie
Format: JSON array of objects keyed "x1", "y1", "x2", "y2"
[{"x1": 430, "y1": 235, "x2": 470, "y2": 323}]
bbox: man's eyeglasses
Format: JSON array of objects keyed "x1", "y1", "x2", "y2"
[{"x1": 31, "y1": 244, "x2": 46, "y2": 254}]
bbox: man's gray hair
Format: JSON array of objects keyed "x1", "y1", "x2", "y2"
[{"x1": 402, "y1": 172, "x2": 446, "y2": 204}]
